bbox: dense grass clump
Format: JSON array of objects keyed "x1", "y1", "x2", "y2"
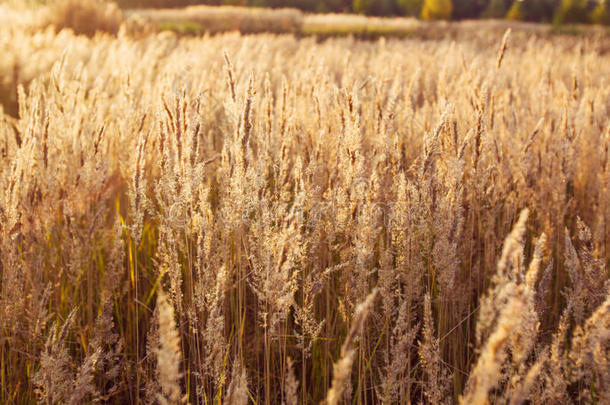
[{"x1": 0, "y1": 8, "x2": 609, "y2": 404}]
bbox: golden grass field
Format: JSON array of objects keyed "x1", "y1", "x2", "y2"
[{"x1": 1, "y1": 1, "x2": 609, "y2": 404}]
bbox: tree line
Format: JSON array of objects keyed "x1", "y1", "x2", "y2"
[{"x1": 118, "y1": 0, "x2": 610, "y2": 25}]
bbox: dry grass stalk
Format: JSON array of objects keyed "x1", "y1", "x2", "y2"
[
  {"x1": 283, "y1": 357, "x2": 298, "y2": 405},
  {"x1": 226, "y1": 360, "x2": 249, "y2": 405},
  {"x1": 325, "y1": 288, "x2": 377, "y2": 405},
  {"x1": 156, "y1": 289, "x2": 183, "y2": 405},
  {"x1": 419, "y1": 294, "x2": 450, "y2": 405},
  {"x1": 496, "y1": 28, "x2": 511, "y2": 69}
]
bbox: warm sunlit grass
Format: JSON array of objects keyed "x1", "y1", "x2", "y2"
[{"x1": 0, "y1": 2, "x2": 609, "y2": 404}]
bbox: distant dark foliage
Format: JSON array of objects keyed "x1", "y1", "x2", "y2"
[{"x1": 117, "y1": 0, "x2": 608, "y2": 25}]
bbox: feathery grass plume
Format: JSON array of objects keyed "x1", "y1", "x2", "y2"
[
  {"x1": 293, "y1": 264, "x2": 330, "y2": 353},
  {"x1": 526, "y1": 232, "x2": 547, "y2": 290},
  {"x1": 34, "y1": 309, "x2": 101, "y2": 404},
  {"x1": 573, "y1": 218, "x2": 607, "y2": 307},
  {"x1": 223, "y1": 51, "x2": 236, "y2": 104},
  {"x1": 283, "y1": 357, "x2": 298, "y2": 405},
  {"x1": 68, "y1": 349, "x2": 102, "y2": 405},
  {"x1": 568, "y1": 265, "x2": 609, "y2": 403},
  {"x1": 389, "y1": 172, "x2": 424, "y2": 303},
  {"x1": 248, "y1": 215, "x2": 302, "y2": 337},
  {"x1": 202, "y1": 264, "x2": 229, "y2": 387},
  {"x1": 496, "y1": 28, "x2": 511, "y2": 69},
  {"x1": 325, "y1": 288, "x2": 377, "y2": 405},
  {"x1": 248, "y1": 205, "x2": 302, "y2": 404},
  {"x1": 431, "y1": 135, "x2": 465, "y2": 294},
  {"x1": 239, "y1": 74, "x2": 255, "y2": 154},
  {"x1": 89, "y1": 300, "x2": 124, "y2": 402},
  {"x1": 535, "y1": 259, "x2": 553, "y2": 316},
  {"x1": 155, "y1": 289, "x2": 183, "y2": 405},
  {"x1": 379, "y1": 296, "x2": 420, "y2": 403},
  {"x1": 563, "y1": 220, "x2": 608, "y2": 325},
  {"x1": 226, "y1": 360, "x2": 249, "y2": 405},
  {"x1": 475, "y1": 209, "x2": 529, "y2": 346},
  {"x1": 350, "y1": 176, "x2": 382, "y2": 305},
  {"x1": 377, "y1": 249, "x2": 396, "y2": 325},
  {"x1": 508, "y1": 350, "x2": 548, "y2": 405},
  {"x1": 564, "y1": 223, "x2": 610, "y2": 402},
  {"x1": 461, "y1": 288, "x2": 523, "y2": 405},
  {"x1": 90, "y1": 218, "x2": 126, "y2": 401},
  {"x1": 419, "y1": 294, "x2": 450, "y2": 405},
  {"x1": 500, "y1": 233, "x2": 547, "y2": 403},
  {"x1": 462, "y1": 209, "x2": 544, "y2": 405},
  {"x1": 128, "y1": 126, "x2": 149, "y2": 244},
  {"x1": 542, "y1": 312, "x2": 570, "y2": 403},
  {"x1": 594, "y1": 124, "x2": 610, "y2": 255},
  {"x1": 33, "y1": 310, "x2": 76, "y2": 404},
  {"x1": 144, "y1": 308, "x2": 161, "y2": 404},
  {"x1": 277, "y1": 75, "x2": 290, "y2": 140}
]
